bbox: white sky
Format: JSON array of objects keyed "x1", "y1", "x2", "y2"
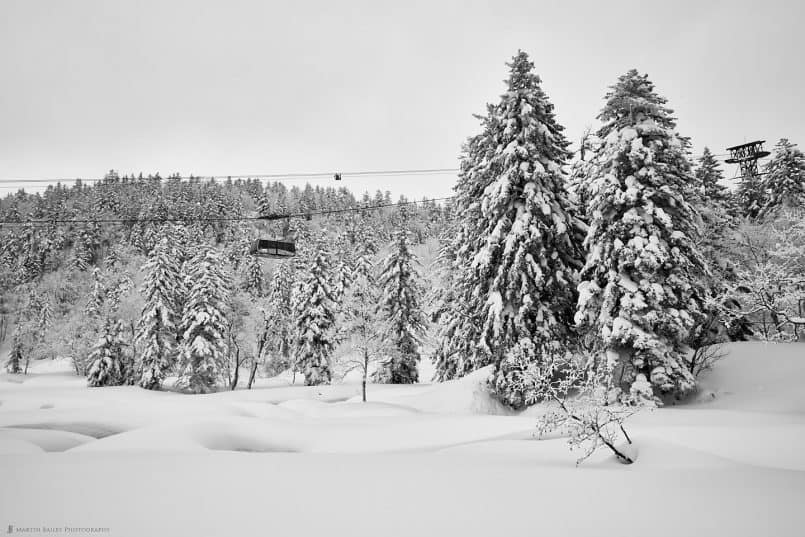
[{"x1": 1, "y1": 0, "x2": 803, "y2": 200}]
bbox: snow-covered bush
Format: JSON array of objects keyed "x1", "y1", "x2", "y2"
[
  {"x1": 336, "y1": 245, "x2": 387, "y2": 400},
  {"x1": 532, "y1": 356, "x2": 654, "y2": 465},
  {"x1": 718, "y1": 209, "x2": 805, "y2": 340}
]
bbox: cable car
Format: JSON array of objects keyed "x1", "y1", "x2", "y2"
[
  {"x1": 249, "y1": 238, "x2": 296, "y2": 259},
  {"x1": 251, "y1": 213, "x2": 297, "y2": 258}
]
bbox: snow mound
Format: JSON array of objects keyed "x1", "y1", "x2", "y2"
[
  {"x1": 346, "y1": 366, "x2": 514, "y2": 415},
  {"x1": 278, "y1": 399, "x2": 420, "y2": 418},
  {"x1": 640, "y1": 424, "x2": 805, "y2": 471},
  {"x1": 691, "y1": 342, "x2": 805, "y2": 413},
  {"x1": 0, "y1": 436, "x2": 45, "y2": 455},
  {"x1": 70, "y1": 418, "x2": 310, "y2": 453},
  {"x1": 0, "y1": 427, "x2": 95, "y2": 451}
]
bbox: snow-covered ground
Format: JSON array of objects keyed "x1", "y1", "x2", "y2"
[{"x1": 2, "y1": 342, "x2": 804, "y2": 536}]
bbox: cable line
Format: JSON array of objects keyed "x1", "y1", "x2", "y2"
[
  {"x1": 0, "y1": 150, "x2": 746, "y2": 190},
  {"x1": 0, "y1": 168, "x2": 460, "y2": 189},
  {"x1": 0, "y1": 196, "x2": 457, "y2": 227}
]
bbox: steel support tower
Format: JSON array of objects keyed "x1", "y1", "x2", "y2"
[{"x1": 725, "y1": 140, "x2": 770, "y2": 179}]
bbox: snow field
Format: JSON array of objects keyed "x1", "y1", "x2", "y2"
[{"x1": 1, "y1": 342, "x2": 804, "y2": 536}]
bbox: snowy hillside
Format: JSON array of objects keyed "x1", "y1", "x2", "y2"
[{"x1": 1, "y1": 342, "x2": 804, "y2": 536}]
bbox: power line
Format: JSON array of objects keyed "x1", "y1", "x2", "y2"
[
  {"x1": 0, "y1": 168, "x2": 460, "y2": 190},
  {"x1": 0, "y1": 150, "x2": 747, "y2": 190},
  {"x1": 728, "y1": 172, "x2": 770, "y2": 180},
  {"x1": 0, "y1": 195, "x2": 457, "y2": 227}
]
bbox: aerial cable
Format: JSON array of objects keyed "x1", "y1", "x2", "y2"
[
  {"x1": 0, "y1": 196, "x2": 457, "y2": 227},
  {"x1": 0, "y1": 168, "x2": 460, "y2": 189},
  {"x1": 0, "y1": 151, "x2": 743, "y2": 190}
]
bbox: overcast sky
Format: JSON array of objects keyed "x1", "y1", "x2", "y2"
[{"x1": 1, "y1": 0, "x2": 802, "y2": 200}]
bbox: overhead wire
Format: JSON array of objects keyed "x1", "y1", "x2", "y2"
[
  {"x1": 0, "y1": 150, "x2": 746, "y2": 191},
  {"x1": 0, "y1": 195, "x2": 458, "y2": 227},
  {"x1": 0, "y1": 168, "x2": 460, "y2": 190},
  {"x1": 0, "y1": 146, "x2": 775, "y2": 224}
]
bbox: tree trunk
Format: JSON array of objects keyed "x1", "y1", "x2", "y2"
[
  {"x1": 248, "y1": 332, "x2": 267, "y2": 390},
  {"x1": 230, "y1": 348, "x2": 240, "y2": 391},
  {"x1": 362, "y1": 348, "x2": 369, "y2": 402},
  {"x1": 247, "y1": 358, "x2": 259, "y2": 389}
]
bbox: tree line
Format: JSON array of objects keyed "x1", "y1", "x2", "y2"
[{"x1": 2, "y1": 51, "x2": 803, "y2": 420}]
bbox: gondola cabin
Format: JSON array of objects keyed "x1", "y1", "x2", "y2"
[{"x1": 250, "y1": 238, "x2": 296, "y2": 259}]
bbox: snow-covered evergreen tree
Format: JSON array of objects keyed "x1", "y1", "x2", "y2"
[
  {"x1": 264, "y1": 260, "x2": 295, "y2": 371},
  {"x1": 84, "y1": 267, "x2": 105, "y2": 317},
  {"x1": 374, "y1": 229, "x2": 426, "y2": 384},
  {"x1": 575, "y1": 69, "x2": 706, "y2": 397},
  {"x1": 71, "y1": 224, "x2": 99, "y2": 271},
  {"x1": 136, "y1": 237, "x2": 183, "y2": 390},
  {"x1": 759, "y1": 138, "x2": 805, "y2": 218},
  {"x1": 164, "y1": 225, "x2": 192, "y2": 316},
  {"x1": 104, "y1": 247, "x2": 121, "y2": 272},
  {"x1": 176, "y1": 244, "x2": 230, "y2": 393},
  {"x1": 106, "y1": 272, "x2": 133, "y2": 313},
  {"x1": 693, "y1": 147, "x2": 734, "y2": 264},
  {"x1": 86, "y1": 319, "x2": 127, "y2": 387},
  {"x1": 240, "y1": 254, "x2": 264, "y2": 297},
  {"x1": 38, "y1": 295, "x2": 53, "y2": 336},
  {"x1": 292, "y1": 243, "x2": 337, "y2": 386},
  {"x1": 568, "y1": 127, "x2": 598, "y2": 216},
  {"x1": 331, "y1": 235, "x2": 354, "y2": 306},
  {"x1": 689, "y1": 147, "x2": 740, "y2": 349},
  {"x1": 436, "y1": 51, "x2": 583, "y2": 407},
  {"x1": 736, "y1": 174, "x2": 766, "y2": 220},
  {"x1": 695, "y1": 148, "x2": 730, "y2": 206},
  {"x1": 431, "y1": 220, "x2": 479, "y2": 381},
  {"x1": 5, "y1": 325, "x2": 24, "y2": 374}
]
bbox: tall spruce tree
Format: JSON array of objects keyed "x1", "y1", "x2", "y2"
[
  {"x1": 136, "y1": 237, "x2": 183, "y2": 390},
  {"x1": 87, "y1": 319, "x2": 127, "y2": 387},
  {"x1": 437, "y1": 51, "x2": 583, "y2": 407},
  {"x1": 576, "y1": 69, "x2": 706, "y2": 397},
  {"x1": 292, "y1": 243, "x2": 337, "y2": 386},
  {"x1": 693, "y1": 147, "x2": 734, "y2": 260},
  {"x1": 431, "y1": 221, "x2": 481, "y2": 382},
  {"x1": 690, "y1": 147, "x2": 738, "y2": 352},
  {"x1": 84, "y1": 268, "x2": 105, "y2": 318},
  {"x1": 374, "y1": 229, "x2": 426, "y2": 384},
  {"x1": 695, "y1": 147, "x2": 731, "y2": 206},
  {"x1": 264, "y1": 260, "x2": 295, "y2": 371},
  {"x1": 759, "y1": 138, "x2": 805, "y2": 218},
  {"x1": 38, "y1": 295, "x2": 53, "y2": 341},
  {"x1": 176, "y1": 244, "x2": 230, "y2": 393},
  {"x1": 240, "y1": 254, "x2": 264, "y2": 297}
]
